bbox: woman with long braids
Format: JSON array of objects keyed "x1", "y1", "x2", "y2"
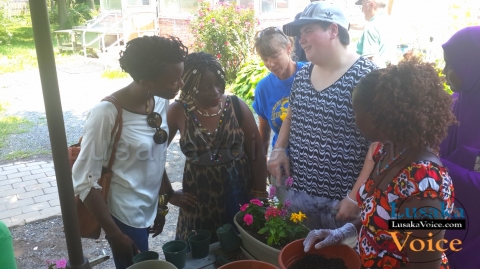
[
  {"x1": 73, "y1": 35, "x2": 187, "y2": 269},
  {"x1": 167, "y1": 52, "x2": 268, "y2": 243}
]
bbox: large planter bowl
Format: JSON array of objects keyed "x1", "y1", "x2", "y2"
[
  {"x1": 127, "y1": 260, "x2": 177, "y2": 269},
  {"x1": 278, "y1": 239, "x2": 361, "y2": 269},
  {"x1": 233, "y1": 212, "x2": 280, "y2": 267},
  {"x1": 218, "y1": 260, "x2": 279, "y2": 269}
]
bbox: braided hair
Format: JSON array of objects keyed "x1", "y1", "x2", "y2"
[
  {"x1": 119, "y1": 35, "x2": 188, "y2": 82},
  {"x1": 177, "y1": 52, "x2": 226, "y2": 111}
]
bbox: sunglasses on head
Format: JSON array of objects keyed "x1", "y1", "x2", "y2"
[
  {"x1": 147, "y1": 112, "x2": 168, "y2": 144},
  {"x1": 256, "y1": 27, "x2": 288, "y2": 39}
]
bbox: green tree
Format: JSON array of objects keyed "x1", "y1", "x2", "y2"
[{"x1": 57, "y1": 0, "x2": 68, "y2": 29}]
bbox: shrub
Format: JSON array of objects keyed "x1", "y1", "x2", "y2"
[
  {"x1": 49, "y1": 3, "x2": 99, "y2": 29},
  {"x1": 228, "y1": 56, "x2": 269, "y2": 108},
  {"x1": 190, "y1": 0, "x2": 257, "y2": 84}
]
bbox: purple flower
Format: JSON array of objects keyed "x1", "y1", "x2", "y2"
[
  {"x1": 285, "y1": 177, "x2": 294, "y2": 187},
  {"x1": 269, "y1": 185, "x2": 276, "y2": 199},
  {"x1": 56, "y1": 259, "x2": 67, "y2": 268},
  {"x1": 284, "y1": 199, "x2": 291, "y2": 208}
]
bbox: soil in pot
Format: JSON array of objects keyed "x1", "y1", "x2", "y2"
[{"x1": 287, "y1": 255, "x2": 347, "y2": 269}]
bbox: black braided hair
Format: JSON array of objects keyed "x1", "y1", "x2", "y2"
[
  {"x1": 119, "y1": 35, "x2": 188, "y2": 82},
  {"x1": 178, "y1": 52, "x2": 226, "y2": 111}
]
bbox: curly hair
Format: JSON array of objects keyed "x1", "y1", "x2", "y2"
[
  {"x1": 355, "y1": 58, "x2": 457, "y2": 151},
  {"x1": 177, "y1": 52, "x2": 226, "y2": 111},
  {"x1": 119, "y1": 35, "x2": 188, "y2": 82}
]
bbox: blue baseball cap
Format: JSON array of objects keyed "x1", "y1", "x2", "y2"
[{"x1": 283, "y1": 2, "x2": 350, "y2": 36}]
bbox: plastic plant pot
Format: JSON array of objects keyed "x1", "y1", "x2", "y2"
[
  {"x1": 127, "y1": 260, "x2": 177, "y2": 269},
  {"x1": 162, "y1": 240, "x2": 188, "y2": 269},
  {"x1": 216, "y1": 224, "x2": 240, "y2": 253},
  {"x1": 187, "y1": 229, "x2": 211, "y2": 259},
  {"x1": 218, "y1": 260, "x2": 279, "y2": 269},
  {"x1": 133, "y1": 251, "x2": 160, "y2": 263}
]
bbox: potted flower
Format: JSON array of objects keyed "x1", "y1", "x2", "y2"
[{"x1": 234, "y1": 177, "x2": 309, "y2": 266}]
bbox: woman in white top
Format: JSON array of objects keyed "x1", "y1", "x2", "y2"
[{"x1": 72, "y1": 35, "x2": 188, "y2": 269}]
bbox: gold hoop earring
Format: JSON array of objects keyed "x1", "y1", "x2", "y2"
[{"x1": 145, "y1": 90, "x2": 151, "y2": 114}]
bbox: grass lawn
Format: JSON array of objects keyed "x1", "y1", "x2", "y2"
[
  {"x1": 0, "y1": 102, "x2": 33, "y2": 149},
  {"x1": 0, "y1": 18, "x2": 78, "y2": 75}
]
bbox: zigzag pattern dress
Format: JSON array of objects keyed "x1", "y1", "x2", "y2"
[{"x1": 289, "y1": 58, "x2": 376, "y2": 201}]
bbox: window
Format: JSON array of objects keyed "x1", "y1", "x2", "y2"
[
  {"x1": 160, "y1": 0, "x2": 199, "y2": 14},
  {"x1": 127, "y1": 0, "x2": 151, "y2": 5}
]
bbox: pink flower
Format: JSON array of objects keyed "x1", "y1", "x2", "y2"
[
  {"x1": 199, "y1": 22, "x2": 204, "y2": 28},
  {"x1": 245, "y1": 22, "x2": 251, "y2": 27},
  {"x1": 225, "y1": 41, "x2": 229, "y2": 45},
  {"x1": 56, "y1": 259, "x2": 67, "y2": 268},
  {"x1": 250, "y1": 199, "x2": 263, "y2": 206},
  {"x1": 243, "y1": 214, "x2": 253, "y2": 225},
  {"x1": 211, "y1": 18, "x2": 216, "y2": 23},
  {"x1": 240, "y1": 204, "x2": 248, "y2": 211},
  {"x1": 269, "y1": 185, "x2": 276, "y2": 199},
  {"x1": 285, "y1": 177, "x2": 294, "y2": 187},
  {"x1": 216, "y1": 54, "x2": 221, "y2": 59}
]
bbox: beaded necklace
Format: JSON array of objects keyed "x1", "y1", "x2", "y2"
[
  {"x1": 195, "y1": 101, "x2": 223, "y2": 117},
  {"x1": 183, "y1": 97, "x2": 231, "y2": 162},
  {"x1": 376, "y1": 147, "x2": 408, "y2": 176}
]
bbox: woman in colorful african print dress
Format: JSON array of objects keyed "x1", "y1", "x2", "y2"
[
  {"x1": 167, "y1": 52, "x2": 268, "y2": 243},
  {"x1": 303, "y1": 58, "x2": 457, "y2": 269}
]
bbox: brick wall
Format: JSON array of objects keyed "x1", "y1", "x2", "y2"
[
  {"x1": 158, "y1": 16, "x2": 295, "y2": 51},
  {"x1": 158, "y1": 17, "x2": 195, "y2": 49}
]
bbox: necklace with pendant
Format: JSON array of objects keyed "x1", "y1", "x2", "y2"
[
  {"x1": 376, "y1": 147, "x2": 408, "y2": 176},
  {"x1": 196, "y1": 101, "x2": 223, "y2": 117}
]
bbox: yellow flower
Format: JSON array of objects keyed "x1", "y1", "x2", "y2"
[
  {"x1": 290, "y1": 213, "x2": 298, "y2": 223},
  {"x1": 290, "y1": 211, "x2": 307, "y2": 223},
  {"x1": 297, "y1": 211, "x2": 307, "y2": 222}
]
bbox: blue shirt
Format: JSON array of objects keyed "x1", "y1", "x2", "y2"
[{"x1": 252, "y1": 61, "x2": 306, "y2": 149}]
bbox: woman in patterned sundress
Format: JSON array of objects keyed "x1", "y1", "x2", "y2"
[
  {"x1": 303, "y1": 58, "x2": 457, "y2": 269},
  {"x1": 167, "y1": 52, "x2": 268, "y2": 243}
]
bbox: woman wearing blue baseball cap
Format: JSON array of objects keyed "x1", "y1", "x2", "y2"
[{"x1": 267, "y1": 1, "x2": 377, "y2": 231}]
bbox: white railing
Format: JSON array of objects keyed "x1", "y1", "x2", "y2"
[{"x1": 78, "y1": 10, "x2": 156, "y2": 57}]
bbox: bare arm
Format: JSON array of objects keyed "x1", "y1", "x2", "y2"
[
  {"x1": 258, "y1": 117, "x2": 271, "y2": 159},
  {"x1": 83, "y1": 189, "x2": 139, "y2": 265},
  {"x1": 348, "y1": 142, "x2": 377, "y2": 200},
  {"x1": 238, "y1": 98, "x2": 268, "y2": 193},
  {"x1": 167, "y1": 101, "x2": 183, "y2": 146}
]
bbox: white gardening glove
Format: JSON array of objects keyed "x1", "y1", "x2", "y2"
[
  {"x1": 303, "y1": 222, "x2": 357, "y2": 252},
  {"x1": 267, "y1": 148, "x2": 290, "y2": 186}
]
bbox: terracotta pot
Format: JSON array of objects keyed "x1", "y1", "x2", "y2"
[
  {"x1": 218, "y1": 260, "x2": 279, "y2": 269},
  {"x1": 233, "y1": 212, "x2": 280, "y2": 267},
  {"x1": 278, "y1": 239, "x2": 361, "y2": 269}
]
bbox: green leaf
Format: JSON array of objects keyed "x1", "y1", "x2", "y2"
[{"x1": 258, "y1": 227, "x2": 268, "y2": 234}]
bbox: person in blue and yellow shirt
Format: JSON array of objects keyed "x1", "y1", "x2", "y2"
[{"x1": 253, "y1": 27, "x2": 306, "y2": 165}]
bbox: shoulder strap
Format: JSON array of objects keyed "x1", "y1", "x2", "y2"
[
  {"x1": 101, "y1": 95, "x2": 123, "y2": 171},
  {"x1": 231, "y1": 95, "x2": 243, "y2": 127}
]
